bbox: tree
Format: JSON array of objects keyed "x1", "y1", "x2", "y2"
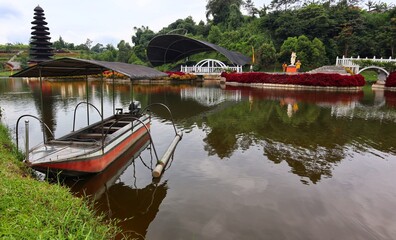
[
  {"x1": 132, "y1": 44, "x2": 148, "y2": 63},
  {"x1": 196, "y1": 20, "x2": 211, "y2": 37},
  {"x1": 270, "y1": 0, "x2": 298, "y2": 11},
  {"x1": 207, "y1": 25, "x2": 222, "y2": 44},
  {"x1": 206, "y1": 0, "x2": 244, "y2": 24},
  {"x1": 161, "y1": 16, "x2": 197, "y2": 35},
  {"x1": 279, "y1": 35, "x2": 327, "y2": 68},
  {"x1": 53, "y1": 36, "x2": 66, "y2": 50},
  {"x1": 85, "y1": 38, "x2": 93, "y2": 51},
  {"x1": 311, "y1": 38, "x2": 328, "y2": 66},
  {"x1": 227, "y1": 4, "x2": 244, "y2": 29},
  {"x1": 296, "y1": 4, "x2": 331, "y2": 41},
  {"x1": 257, "y1": 42, "x2": 277, "y2": 67},
  {"x1": 244, "y1": 0, "x2": 259, "y2": 17},
  {"x1": 279, "y1": 37, "x2": 298, "y2": 64},
  {"x1": 117, "y1": 40, "x2": 132, "y2": 63},
  {"x1": 91, "y1": 43, "x2": 104, "y2": 53},
  {"x1": 132, "y1": 26, "x2": 155, "y2": 46}
]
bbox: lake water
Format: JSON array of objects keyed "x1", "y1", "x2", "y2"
[{"x1": 1, "y1": 78, "x2": 396, "y2": 239}]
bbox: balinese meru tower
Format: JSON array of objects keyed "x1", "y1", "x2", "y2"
[{"x1": 29, "y1": 5, "x2": 54, "y2": 64}]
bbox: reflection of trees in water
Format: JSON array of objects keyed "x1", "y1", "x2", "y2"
[
  {"x1": 265, "y1": 141, "x2": 344, "y2": 184},
  {"x1": 203, "y1": 100, "x2": 325, "y2": 159},
  {"x1": 65, "y1": 135, "x2": 166, "y2": 240},
  {"x1": 96, "y1": 181, "x2": 168, "y2": 240},
  {"x1": 202, "y1": 98, "x2": 396, "y2": 184}
]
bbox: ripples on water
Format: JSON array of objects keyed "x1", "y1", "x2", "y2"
[{"x1": 1, "y1": 79, "x2": 396, "y2": 239}]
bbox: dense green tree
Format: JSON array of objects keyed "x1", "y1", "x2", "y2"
[
  {"x1": 270, "y1": 0, "x2": 299, "y2": 11},
  {"x1": 311, "y1": 38, "x2": 328, "y2": 66},
  {"x1": 53, "y1": 36, "x2": 66, "y2": 50},
  {"x1": 132, "y1": 26, "x2": 155, "y2": 46},
  {"x1": 196, "y1": 20, "x2": 211, "y2": 37},
  {"x1": 93, "y1": 44, "x2": 117, "y2": 62},
  {"x1": 39, "y1": 0, "x2": 396, "y2": 71},
  {"x1": 117, "y1": 40, "x2": 132, "y2": 63},
  {"x1": 91, "y1": 43, "x2": 104, "y2": 53},
  {"x1": 244, "y1": 0, "x2": 259, "y2": 17},
  {"x1": 132, "y1": 44, "x2": 148, "y2": 63},
  {"x1": 207, "y1": 25, "x2": 222, "y2": 44},
  {"x1": 160, "y1": 16, "x2": 197, "y2": 35},
  {"x1": 279, "y1": 36, "x2": 298, "y2": 64},
  {"x1": 227, "y1": 4, "x2": 244, "y2": 29},
  {"x1": 296, "y1": 4, "x2": 331, "y2": 40},
  {"x1": 257, "y1": 42, "x2": 277, "y2": 67},
  {"x1": 206, "y1": 0, "x2": 244, "y2": 24}
]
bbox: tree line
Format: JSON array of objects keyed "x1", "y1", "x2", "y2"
[
  {"x1": 127, "y1": 0, "x2": 395, "y2": 71},
  {"x1": 4, "y1": 0, "x2": 394, "y2": 72}
]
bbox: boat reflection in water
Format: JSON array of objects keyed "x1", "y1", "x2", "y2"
[{"x1": 66, "y1": 133, "x2": 168, "y2": 239}]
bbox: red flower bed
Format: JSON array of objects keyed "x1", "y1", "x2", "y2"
[
  {"x1": 385, "y1": 72, "x2": 396, "y2": 87},
  {"x1": 221, "y1": 72, "x2": 365, "y2": 87},
  {"x1": 165, "y1": 71, "x2": 185, "y2": 76}
]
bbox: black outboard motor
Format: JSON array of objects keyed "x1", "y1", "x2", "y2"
[{"x1": 129, "y1": 100, "x2": 141, "y2": 116}]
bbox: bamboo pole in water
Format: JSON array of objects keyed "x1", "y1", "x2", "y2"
[{"x1": 152, "y1": 132, "x2": 183, "y2": 178}]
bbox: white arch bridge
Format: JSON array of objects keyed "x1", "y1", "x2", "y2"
[
  {"x1": 336, "y1": 56, "x2": 395, "y2": 79},
  {"x1": 180, "y1": 59, "x2": 243, "y2": 75}
]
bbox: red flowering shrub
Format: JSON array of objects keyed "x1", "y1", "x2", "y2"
[
  {"x1": 165, "y1": 71, "x2": 185, "y2": 76},
  {"x1": 165, "y1": 71, "x2": 197, "y2": 80},
  {"x1": 102, "y1": 70, "x2": 127, "y2": 79},
  {"x1": 385, "y1": 72, "x2": 396, "y2": 87},
  {"x1": 221, "y1": 72, "x2": 365, "y2": 87}
]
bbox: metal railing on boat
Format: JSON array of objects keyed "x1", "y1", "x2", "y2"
[
  {"x1": 141, "y1": 103, "x2": 183, "y2": 178},
  {"x1": 15, "y1": 114, "x2": 55, "y2": 161}
]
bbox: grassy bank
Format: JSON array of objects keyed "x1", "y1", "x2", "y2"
[
  {"x1": 360, "y1": 70, "x2": 378, "y2": 84},
  {"x1": 0, "y1": 71, "x2": 11, "y2": 77},
  {"x1": 0, "y1": 123, "x2": 118, "y2": 239}
]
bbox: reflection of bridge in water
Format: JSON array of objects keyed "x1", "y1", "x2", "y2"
[
  {"x1": 330, "y1": 103, "x2": 396, "y2": 122},
  {"x1": 180, "y1": 87, "x2": 241, "y2": 106}
]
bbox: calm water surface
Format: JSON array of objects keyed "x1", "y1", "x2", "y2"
[{"x1": 1, "y1": 78, "x2": 396, "y2": 239}]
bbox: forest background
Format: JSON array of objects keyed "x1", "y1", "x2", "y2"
[{"x1": 1, "y1": 0, "x2": 395, "y2": 72}]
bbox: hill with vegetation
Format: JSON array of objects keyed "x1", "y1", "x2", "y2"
[{"x1": 1, "y1": 0, "x2": 395, "y2": 75}]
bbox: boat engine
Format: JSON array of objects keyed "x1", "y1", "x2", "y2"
[{"x1": 129, "y1": 100, "x2": 141, "y2": 116}]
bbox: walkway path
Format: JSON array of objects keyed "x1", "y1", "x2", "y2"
[
  {"x1": 308, "y1": 65, "x2": 349, "y2": 75},
  {"x1": 6, "y1": 50, "x2": 24, "y2": 70}
]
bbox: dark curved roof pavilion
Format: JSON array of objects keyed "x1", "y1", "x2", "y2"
[
  {"x1": 11, "y1": 57, "x2": 167, "y2": 79},
  {"x1": 147, "y1": 34, "x2": 250, "y2": 67}
]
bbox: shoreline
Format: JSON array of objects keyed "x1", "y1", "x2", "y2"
[
  {"x1": 0, "y1": 123, "x2": 118, "y2": 239},
  {"x1": 224, "y1": 80, "x2": 363, "y2": 92}
]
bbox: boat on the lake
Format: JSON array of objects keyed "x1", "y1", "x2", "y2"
[{"x1": 12, "y1": 57, "x2": 182, "y2": 177}]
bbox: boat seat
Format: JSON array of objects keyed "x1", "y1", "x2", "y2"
[
  {"x1": 78, "y1": 133, "x2": 104, "y2": 140},
  {"x1": 102, "y1": 126, "x2": 122, "y2": 130}
]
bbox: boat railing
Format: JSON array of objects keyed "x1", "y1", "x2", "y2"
[
  {"x1": 72, "y1": 102, "x2": 103, "y2": 132},
  {"x1": 15, "y1": 114, "x2": 55, "y2": 153},
  {"x1": 141, "y1": 103, "x2": 179, "y2": 135},
  {"x1": 102, "y1": 116, "x2": 160, "y2": 162},
  {"x1": 141, "y1": 103, "x2": 183, "y2": 178}
]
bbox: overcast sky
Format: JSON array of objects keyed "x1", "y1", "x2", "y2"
[
  {"x1": 0, "y1": 0, "x2": 271, "y2": 46},
  {"x1": 0, "y1": 0, "x2": 392, "y2": 46}
]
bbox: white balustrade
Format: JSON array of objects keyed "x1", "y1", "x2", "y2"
[
  {"x1": 180, "y1": 59, "x2": 243, "y2": 75},
  {"x1": 336, "y1": 56, "x2": 396, "y2": 74}
]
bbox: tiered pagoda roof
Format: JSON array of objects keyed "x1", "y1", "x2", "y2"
[{"x1": 29, "y1": 5, "x2": 54, "y2": 63}]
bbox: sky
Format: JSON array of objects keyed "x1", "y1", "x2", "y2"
[
  {"x1": 0, "y1": 0, "x2": 270, "y2": 46},
  {"x1": 1, "y1": 0, "x2": 393, "y2": 47}
]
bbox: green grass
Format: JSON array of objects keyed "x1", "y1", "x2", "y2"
[
  {"x1": 0, "y1": 124, "x2": 119, "y2": 239},
  {"x1": 360, "y1": 70, "x2": 378, "y2": 84},
  {"x1": 0, "y1": 71, "x2": 12, "y2": 77}
]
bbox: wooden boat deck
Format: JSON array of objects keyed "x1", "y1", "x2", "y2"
[{"x1": 28, "y1": 114, "x2": 149, "y2": 164}]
